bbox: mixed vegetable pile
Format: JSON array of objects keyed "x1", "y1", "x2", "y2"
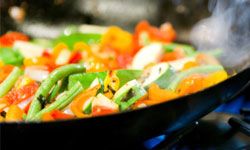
[{"x1": 0, "y1": 21, "x2": 228, "y2": 122}]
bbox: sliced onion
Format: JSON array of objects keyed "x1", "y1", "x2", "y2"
[
  {"x1": 18, "y1": 96, "x2": 33, "y2": 110},
  {"x1": 24, "y1": 66, "x2": 49, "y2": 82}
]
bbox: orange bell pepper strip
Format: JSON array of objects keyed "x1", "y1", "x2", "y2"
[
  {"x1": 161, "y1": 47, "x2": 185, "y2": 62},
  {"x1": 134, "y1": 83, "x2": 179, "y2": 107},
  {"x1": 5, "y1": 105, "x2": 24, "y2": 122},
  {"x1": 70, "y1": 84, "x2": 101, "y2": 118},
  {"x1": 42, "y1": 112, "x2": 54, "y2": 121},
  {"x1": 0, "y1": 98, "x2": 9, "y2": 112},
  {"x1": 0, "y1": 65, "x2": 14, "y2": 83},
  {"x1": 147, "y1": 83, "x2": 179, "y2": 105},
  {"x1": 101, "y1": 26, "x2": 133, "y2": 54},
  {"x1": 176, "y1": 70, "x2": 228, "y2": 96},
  {"x1": 182, "y1": 61, "x2": 199, "y2": 71},
  {"x1": 53, "y1": 43, "x2": 68, "y2": 60},
  {"x1": 0, "y1": 115, "x2": 4, "y2": 122},
  {"x1": 176, "y1": 74, "x2": 205, "y2": 96}
]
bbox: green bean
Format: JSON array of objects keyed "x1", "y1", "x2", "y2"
[
  {"x1": 31, "y1": 82, "x2": 83, "y2": 121},
  {"x1": 48, "y1": 82, "x2": 61, "y2": 103},
  {"x1": 167, "y1": 65, "x2": 224, "y2": 90},
  {"x1": 26, "y1": 64, "x2": 85, "y2": 120},
  {"x1": 0, "y1": 67, "x2": 22, "y2": 97}
]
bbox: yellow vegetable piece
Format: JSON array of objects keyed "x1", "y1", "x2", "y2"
[
  {"x1": 204, "y1": 70, "x2": 228, "y2": 87},
  {"x1": 6, "y1": 105, "x2": 24, "y2": 122},
  {"x1": 103, "y1": 71, "x2": 120, "y2": 99},
  {"x1": 148, "y1": 83, "x2": 178, "y2": 105},
  {"x1": 0, "y1": 60, "x2": 4, "y2": 67},
  {"x1": 101, "y1": 26, "x2": 133, "y2": 54}
]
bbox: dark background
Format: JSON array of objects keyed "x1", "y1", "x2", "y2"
[{"x1": 0, "y1": 0, "x2": 211, "y2": 42}]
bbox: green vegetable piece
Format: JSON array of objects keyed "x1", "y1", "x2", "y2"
[
  {"x1": 68, "y1": 72, "x2": 106, "y2": 90},
  {"x1": 48, "y1": 83, "x2": 61, "y2": 103},
  {"x1": 32, "y1": 38, "x2": 53, "y2": 48},
  {"x1": 0, "y1": 67, "x2": 22, "y2": 97},
  {"x1": 203, "y1": 49, "x2": 223, "y2": 58},
  {"x1": 83, "y1": 98, "x2": 93, "y2": 114},
  {"x1": 53, "y1": 33, "x2": 102, "y2": 50},
  {"x1": 0, "y1": 48, "x2": 24, "y2": 66},
  {"x1": 68, "y1": 69, "x2": 142, "y2": 89},
  {"x1": 140, "y1": 63, "x2": 174, "y2": 89},
  {"x1": 26, "y1": 64, "x2": 85, "y2": 120},
  {"x1": 168, "y1": 65, "x2": 224, "y2": 90},
  {"x1": 113, "y1": 80, "x2": 147, "y2": 110},
  {"x1": 116, "y1": 70, "x2": 142, "y2": 87},
  {"x1": 163, "y1": 43, "x2": 195, "y2": 56},
  {"x1": 32, "y1": 82, "x2": 83, "y2": 121}
]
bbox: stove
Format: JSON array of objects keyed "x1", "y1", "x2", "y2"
[{"x1": 142, "y1": 89, "x2": 250, "y2": 150}]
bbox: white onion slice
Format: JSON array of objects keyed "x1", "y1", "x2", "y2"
[{"x1": 24, "y1": 66, "x2": 49, "y2": 82}]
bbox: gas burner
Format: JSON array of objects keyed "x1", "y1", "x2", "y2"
[{"x1": 144, "y1": 112, "x2": 250, "y2": 150}]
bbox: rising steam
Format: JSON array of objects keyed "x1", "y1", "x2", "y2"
[{"x1": 190, "y1": 0, "x2": 250, "y2": 70}]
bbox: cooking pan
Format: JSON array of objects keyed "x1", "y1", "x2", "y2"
[
  {"x1": 1, "y1": 67, "x2": 249, "y2": 149},
  {"x1": 1, "y1": 1, "x2": 250, "y2": 149}
]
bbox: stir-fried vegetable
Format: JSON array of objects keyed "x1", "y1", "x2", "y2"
[
  {"x1": 26, "y1": 64, "x2": 85, "y2": 120},
  {"x1": 0, "y1": 21, "x2": 229, "y2": 122},
  {"x1": 0, "y1": 67, "x2": 22, "y2": 97}
]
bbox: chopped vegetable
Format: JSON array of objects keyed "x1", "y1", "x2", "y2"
[
  {"x1": 0, "y1": 67, "x2": 22, "y2": 97},
  {"x1": 0, "y1": 48, "x2": 24, "y2": 66},
  {"x1": 26, "y1": 64, "x2": 85, "y2": 120},
  {"x1": 113, "y1": 80, "x2": 147, "y2": 110},
  {"x1": 168, "y1": 65, "x2": 224, "y2": 90},
  {"x1": 0, "y1": 22, "x2": 229, "y2": 122},
  {"x1": 31, "y1": 82, "x2": 83, "y2": 120}
]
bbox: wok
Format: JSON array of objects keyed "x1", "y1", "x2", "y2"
[
  {"x1": 1, "y1": 67, "x2": 249, "y2": 149},
  {"x1": 1, "y1": 1, "x2": 250, "y2": 149}
]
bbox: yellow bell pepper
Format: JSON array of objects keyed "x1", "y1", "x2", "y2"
[{"x1": 5, "y1": 105, "x2": 24, "y2": 122}]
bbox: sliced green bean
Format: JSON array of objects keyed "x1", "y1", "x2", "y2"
[
  {"x1": 31, "y1": 82, "x2": 83, "y2": 121},
  {"x1": 0, "y1": 67, "x2": 22, "y2": 97},
  {"x1": 167, "y1": 65, "x2": 224, "y2": 90},
  {"x1": 26, "y1": 64, "x2": 85, "y2": 120}
]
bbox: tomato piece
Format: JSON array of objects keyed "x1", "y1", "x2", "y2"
[
  {"x1": 4, "y1": 76, "x2": 39, "y2": 105},
  {"x1": 92, "y1": 106, "x2": 117, "y2": 116},
  {"x1": 24, "y1": 101, "x2": 31, "y2": 114},
  {"x1": 0, "y1": 32, "x2": 29, "y2": 47},
  {"x1": 50, "y1": 110, "x2": 74, "y2": 120},
  {"x1": 42, "y1": 50, "x2": 52, "y2": 57},
  {"x1": 69, "y1": 51, "x2": 82, "y2": 63},
  {"x1": 133, "y1": 21, "x2": 176, "y2": 52},
  {"x1": 117, "y1": 54, "x2": 133, "y2": 68}
]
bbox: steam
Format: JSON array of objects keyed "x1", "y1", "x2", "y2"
[{"x1": 190, "y1": 0, "x2": 250, "y2": 70}]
